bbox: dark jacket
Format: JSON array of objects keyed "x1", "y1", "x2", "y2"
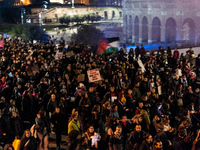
[
  {"x1": 19, "y1": 136, "x2": 37, "y2": 150},
  {"x1": 139, "y1": 140, "x2": 150, "y2": 150}
]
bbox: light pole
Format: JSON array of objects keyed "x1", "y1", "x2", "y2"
[
  {"x1": 21, "y1": 8, "x2": 26, "y2": 24},
  {"x1": 72, "y1": 0, "x2": 75, "y2": 8}
]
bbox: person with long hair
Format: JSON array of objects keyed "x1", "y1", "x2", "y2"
[
  {"x1": 19, "y1": 129, "x2": 37, "y2": 150},
  {"x1": 82, "y1": 125, "x2": 101, "y2": 150}
]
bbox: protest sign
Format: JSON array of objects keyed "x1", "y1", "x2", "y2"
[
  {"x1": 55, "y1": 52, "x2": 63, "y2": 60},
  {"x1": 77, "y1": 74, "x2": 85, "y2": 82},
  {"x1": 65, "y1": 51, "x2": 74, "y2": 58},
  {"x1": 87, "y1": 69, "x2": 101, "y2": 83}
]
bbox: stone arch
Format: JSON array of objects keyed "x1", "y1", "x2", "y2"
[
  {"x1": 142, "y1": 16, "x2": 148, "y2": 43},
  {"x1": 127, "y1": 15, "x2": 133, "y2": 42},
  {"x1": 182, "y1": 18, "x2": 195, "y2": 45},
  {"x1": 104, "y1": 11, "x2": 108, "y2": 19},
  {"x1": 134, "y1": 16, "x2": 139, "y2": 42},
  {"x1": 165, "y1": 17, "x2": 176, "y2": 43},
  {"x1": 152, "y1": 17, "x2": 161, "y2": 42},
  {"x1": 112, "y1": 10, "x2": 115, "y2": 18}
]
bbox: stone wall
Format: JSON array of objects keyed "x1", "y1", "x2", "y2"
[
  {"x1": 41, "y1": 6, "x2": 122, "y2": 22},
  {"x1": 122, "y1": 0, "x2": 200, "y2": 45}
]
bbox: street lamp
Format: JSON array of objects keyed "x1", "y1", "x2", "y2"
[
  {"x1": 72, "y1": 0, "x2": 74, "y2": 8},
  {"x1": 43, "y1": 1, "x2": 48, "y2": 10},
  {"x1": 21, "y1": 8, "x2": 26, "y2": 24}
]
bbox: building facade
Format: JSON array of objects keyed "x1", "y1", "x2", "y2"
[{"x1": 122, "y1": 0, "x2": 200, "y2": 45}]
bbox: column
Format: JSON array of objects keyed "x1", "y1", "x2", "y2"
[
  {"x1": 176, "y1": 27, "x2": 182, "y2": 42},
  {"x1": 122, "y1": 15, "x2": 127, "y2": 43},
  {"x1": 148, "y1": 24, "x2": 152, "y2": 43},
  {"x1": 195, "y1": 29, "x2": 199, "y2": 45},
  {"x1": 139, "y1": 23, "x2": 143, "y2": 44},
  {"x1": 160, "y1": 26, "x2": 165, "y2": 43}
]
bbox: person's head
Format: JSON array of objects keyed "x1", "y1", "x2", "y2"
[
  {"x1": 146, "y1": 90, "x2": 151, "y2": 96},
  {"x1": 154, "y1": 114, "x2": 160, "y2": 121},
  {"x1": 138, "y1": 115, "x2": 143, "y2": 122},
  {"x1": 195, "y1": 88, "x2": 200, "y2": 93},
  {"x1": 79, "y1": 137, "x2": 88, "y2": 146},
  {"x1": 135, "y1": 124, "x2": 141, "y2": 132},
  {"x1": 84, "y1": 92, "x2": 88, "y2": 98},
  {"x1": 110, "y1": 86, "x2": 115, "y2": 92},
  {"x1": 25, "y1": 129, "x2": 30, "y2": 138},
  {"x1": 122, "y1": 116, "x2": 127, "y2": 122},
  {"x1": 145, "y1": 133, "x2": 153, "y2": 144},
  {"x1": 116, "y1": 125, "x2": 122, "y2": 134},
  {"x1": 178, "y1": 125, "x2": 186, "y2": 137},
  {"x1": 135, "y1": 81, "x2": 140, "y2": 87},
  {"x1": 92, "y1": 104, "x2": 100, "y2": 113},
  {"x1": 51, "y1": 94, "x2": 56, "y2": 101},
  {"x1": 154, "y1": 140, "x2": 163, "y2": 150},
  {"x1": 89, "y1": 86, "x2": 93, "y2": 93},
  {"x1": 144, "y1": 77, "x2": 148, "y2": 82},
  {"x1": 152, "y1": 87, "x2": 156, "y2": 93},
  {"x1": 138, "y1": 101, "x2": 143, "y2": 109},
  {"x1": 176, "y1": 84, "x2": 182, "y2": 91},
  {"x1": 71, "y1": 114, "x2": 78, "y2": 121},
  {"x1": 3, "y1": 144, "x2": 14, "y2": 150},
  {"x1": 128, "y1": 89, "x2": 132, "y2": 95},
  {"x1": 55, "y1": 107, "x2": 60, "y2": 113},
  {"x1": 111, "y1": 105, "x2": 118, "y2": 112},
  {"x1": 188, "y1": 86, "x2": 192, "y2": 91},
  {"x1": 88, "y1": 125, "x2": 94, "y2": 133}
]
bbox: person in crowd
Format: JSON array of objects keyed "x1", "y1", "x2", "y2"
[
  {"x1": 109, "y1": 125, "x2": 123, "y2": 150},
  {"x1": 51, "y1": 107, "x2": 64, "y2": 149},
  {"x1": 68, "y1": 114, "x2": 81, "y2": 134},
  {"x1": 139, "y1": 133, "x2": 153, "y2": 150},
  {"x1": 82, "y1": 125, "x2": 101, "y2": 150},
  {"x1": 126, "y1": 124, "x2": 144, "y2": 150},
  {"x1": 19, "y1": 129, "x2": 37, "y2": 150},
  {"x1": 76, "y1": 137, "x2": 89, "y2": 150}
]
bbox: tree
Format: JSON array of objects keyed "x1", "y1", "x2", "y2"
[
  {"x1": 90, "y1": 14, "x2": 96, "y2": 23},
  {"x1": 10, "y1": 24, "x2": 45, "y2": 41},
  {"x1": 64, "y1": 16, "x2": 71, "y2": 25},
  {"x1": 73, "y1": 15, "x2": 80, "y2": 24},
  {"x1": 59, "y1": 17, "x2": 65, "y2": 24},
  {"x1": 84, "y1": 14, "x2": 91, "y2": 24},
  {"x1": 71, "y1": 25, "x2": 104, "y2": 45}
]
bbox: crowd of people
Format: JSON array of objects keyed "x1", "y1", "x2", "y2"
[{"x1": 0, "y1": 37, "x2": 200, "y2": 150}]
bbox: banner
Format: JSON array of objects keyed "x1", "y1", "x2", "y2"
[
  {"x1": 55, "y1": 52, "x2": 63, "y2": 60},
  {"x1": 0, "y1": 40, "x2": 4, "y2": 47},
  {"x1": 87, "y1": 69, "x2": 101, "y2": 83}
]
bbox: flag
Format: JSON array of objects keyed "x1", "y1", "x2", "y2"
[
  {"x1": 97, "y1": 37, "x2": 119, "y2": 55},
  {"x1": 0, "y1": 40, "x2": 3, "y2": 48}
]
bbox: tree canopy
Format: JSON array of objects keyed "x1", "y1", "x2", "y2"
[
  {"x1": 71, "y1": 25, "x2": 104, "y2": 45},
  {"x1": 10, "y1": 24, "x2": 45, "y2": 41}
]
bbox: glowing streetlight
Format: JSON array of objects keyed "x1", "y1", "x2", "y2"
[{"x1": 72, "y1": 0, "x2": 74, "y2": 8}]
